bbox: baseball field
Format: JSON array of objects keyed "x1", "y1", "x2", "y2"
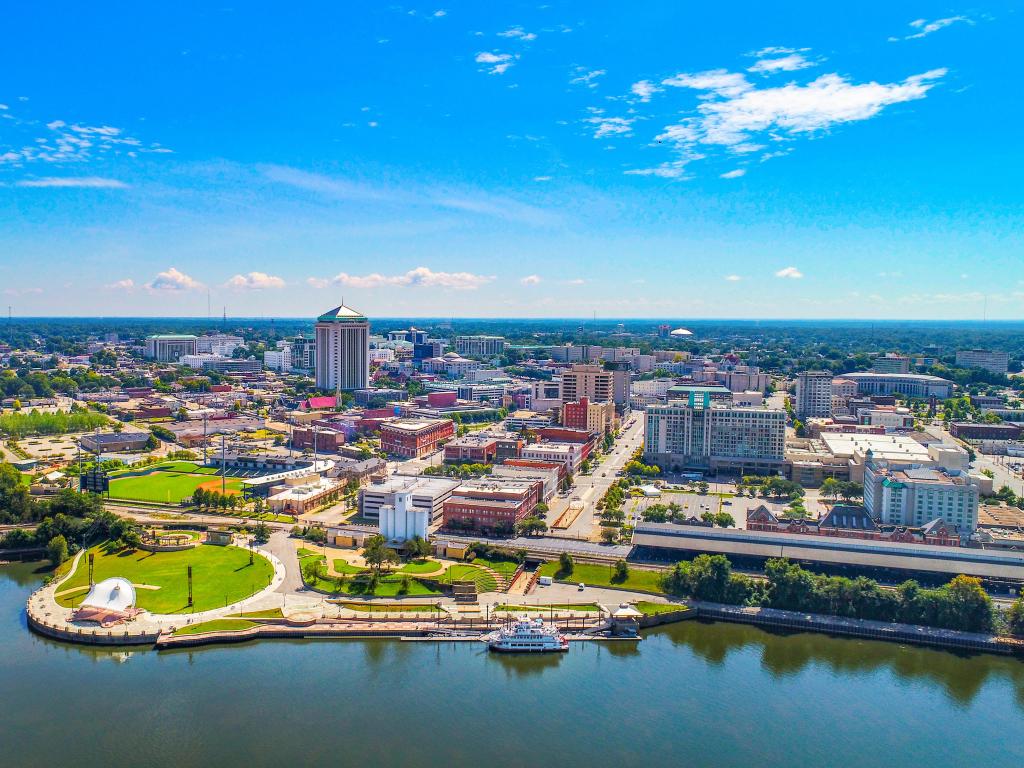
[{"x1": 107, "y1": 461, "x2": 246, "y2": 503}]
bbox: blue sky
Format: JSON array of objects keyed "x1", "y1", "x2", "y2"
[{"x1": 1, "y1": 2, "x2": 1021, "y2": 319}]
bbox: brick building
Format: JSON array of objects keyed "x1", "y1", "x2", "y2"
[
  {"x1": 380, "y1": 418, "x2": 455, "y2": 458},
  {"x1": 442, "y1": 479, "x2": 542, "y2": 533}
]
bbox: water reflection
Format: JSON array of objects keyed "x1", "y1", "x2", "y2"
[{"x1": 659, "y1": 619, "x2": 1024, "y2": 708}]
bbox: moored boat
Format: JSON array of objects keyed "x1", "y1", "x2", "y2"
[{"x1": 484, "y1": 617, "x2": 569, "y2": 653}]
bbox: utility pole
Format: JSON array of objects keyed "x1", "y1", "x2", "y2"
[
  {"x1": 202, "y1": 413, "x2": 208, "y2": 465},
  {"x1": 221, "y1": 434, "x2": 226, "y2": 496}
]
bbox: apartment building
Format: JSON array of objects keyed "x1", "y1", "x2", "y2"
[{"x1": 795, "y1": 371, "x2": 833, "y2": 419}]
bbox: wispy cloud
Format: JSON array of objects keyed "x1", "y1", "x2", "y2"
[
  {"x1": 320, "y1": 266, "x2": 494, "y2": 291},
  {"x1": 498, "y1": 26, "x2": 536, "y2": 41},
  {"x1": 889, "y1": 16, "x2": 973, "y2": 42},
  {"x1": 0, "y1": 113, "x2": 171, "y2": 166},
  {"x1": 570, "y1": 68, "x2": 606, "y2": 88},
  {"x1": 748, "y1": 52, "x2": 817, "y2": 74},
  {"x1": 225, "y1": 271, "x2": 286, "y2": 290},
  {"x1": 775, "y1": 266, "x2": 804, "y2": 279},
  {"x1": 105, "y1": 279, "x2": 135, "y2": 291},
  {"x1": 15, "y1": 176, "x2": 129, "y2": 188},
  {"x1": 262, "y1": 165, "x2": 560, "y2": 227},
  {"x1": 720, "y1": 169, "x2": 746, "y2": 179},
  {"x1": 586, "y1": 115, "x2": 635, "y2": 139},
  {"x1": 476, "y1": 51, "x2": 516, "y2": 75},
  {"x1": 520, "y1": 274, "x2": 542, "y2": 285},
  {"x1": 724, "y1": 274, "x2": 743, "y2": 281},
  {"x1": 146, "y1": 267, "x2": 204, "y2": 292}
]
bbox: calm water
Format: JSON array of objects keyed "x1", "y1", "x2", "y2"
[{"x1": 3, "y1": 562, "x2": 1023, "y2": 768}]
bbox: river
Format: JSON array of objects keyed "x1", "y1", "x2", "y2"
[{"x1": 2, "y1": 562, "x2": 1023, "y2": 767}]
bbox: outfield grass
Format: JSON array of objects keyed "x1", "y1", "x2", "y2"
[
  {"x1": 109, "y1": 470, "x2": 243, "y2": 503},
  {"x1": 537, "y1": 562, "x2": 666, "y2": 594},
  {"x1": 174, "y1": 619, "x2": 257, "y2": 636},
  {"x1": 56, "y1": 543, "x2": 275, "y2": 614},
  {"x1": 398, "y1": 558, "x2": 442, "y2": 574}
]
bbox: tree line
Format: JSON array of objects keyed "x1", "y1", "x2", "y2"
[{"x1": 661, "y1": 553, "x2": 1006, "y2": 635}]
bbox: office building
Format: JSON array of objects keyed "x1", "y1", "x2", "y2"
[
  {"x1": 145, "y1": 334, "x2": 197, "y2": 362},
  {"x1": 955, "y1": 349, "x2": 1009, "y2": 375},
  {"x1": 561, "y1": 364, "x2": 613, "y2": 404},
  {"x1": 864, "y1": 460, "x2": 980, "y2": 533},
  {"x1": 454, "y1": 335, "x2": 506, "y2": 358},
  {"x1": 389, "y1": 327, "x2": 429, "y2": 345},
  {"x1": 179, "y1": 354, "x2": 261, "y2": 374},
  {"x1": 442, "y1": 479, "x2": 542, "y2": 533},
  {"x1": 871, "y1": 354, "x2": 911, "y2": 374},
  {"x1": 264, "y1": 348, "x2": 290, "y2": 372},
  {"x1": 359, "y1": 476, "x2": 461, "y2": 521},
  {"x1": 195, "y1": 333, "x2": 245, "y2": 356},
  {"x1": 561, "y1": 396, "x2": 617, "y2": 435},
  {"x1": 795, "y1": 371, "x2": 833, "y2": 419},
  {"x1": 379, "y1": 418, "x2": 455, "y2": 458},
  {"x1": 315, "y1": 304, "x2": 370, "y2": 391},
  {"x1": 644, "y1": 393, "x2": 786, "y2": 474},
  {"x1": 291, "y1": 335, "x2": 316, "y2": 371},
  {"x1": 520, "y1": 442, "x2": 587, "y2": 473},
  {"x1": 843, "y1": 373, "x2": 954, "y2": 399}
]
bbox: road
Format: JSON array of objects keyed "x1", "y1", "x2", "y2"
[
  {"x1": 547, "y1": 414, "x2": 646, "y2": 538},
  {"x1": 927, "y1": 423, "x2": 1024, "y2": 497}
]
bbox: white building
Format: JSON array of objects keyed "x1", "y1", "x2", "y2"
[
  {"x1": 144, "y1": 334, "x2": 197, "y2": 362},
  {"x1": 369, "y1": 348, "x2": 396, "y2": 364},
  {"x1": 454, "y1": 335, "x2": 506, "y2": 358},
  {"x1": 379, "y1": 491, "x2": 430, "y2": 542},
  {"x1": 857, "y1": 406, "x2": 915, "y2": 430},
  {"x1": 359, "y1": 476, "x2": 461, "y2": 522},
  {"x1": 264, "y1": 348, "x2": 291, "y2": 372},
  {"x1": 644, "y1": 394, "x2": 786, "y2": 474},
  {"x1": 196, "y1": 334, "x2": 245, "y2": 356},
  {"x1": 520, "y1": 442, "x2": 585, "y2": 473},
  {"x1": 955, "y1": 349, "x2": 1009, "y2": 375},
  {"x1": 315, "y1": 304, "x2": 370, "y2": 391},
  {"x1": 844, "y1": 372, "x2": 954, "y2": 399},
  {"x1": 864, "y1": 460, "x2": 979, "y2": 533},
  {"x1": 795, "y1": 371, "x2": 833, "y2": 419}
]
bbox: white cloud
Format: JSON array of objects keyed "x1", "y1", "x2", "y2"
[
  {"x1": 724, "y1": 274, "x2": 742, "y2": 281},
  {"x1": 327, "y1": 266, "x2": 494, "y2": 290},
  {"x1": 533, "y1": 175, "x2": 552, "y2": 182},
  {"x1": 570, "y1": 68, "x2": 606, "y2": 88},
  {"x1": 748, "y1": 53, "x2": 817, "y2": 74},
  {"x1": 586, "y1": 116, "x2": 634, "y2": 139},
  {"x1": 433, "y1": 9, "x2": 447, "y2": 17},
  {"x1": 105, "y1": 279, "x2": 135, "y2": 291},
  {"x1": 624, "y1": 160, "x2": 695, "y2": 179},
  {"x1": 16, "y1": 176, "x2": 129, "y2": 188},
  {"x1": 146, "y1": 267, "x2": 204, "y2": 292},
  {"x1": 0, "y1": 117, "x2": 171, "y2": 166},
  {"x1": 520, "y1": 274, "x2": 542, "y2": 285},
  {"x1": 225, "y1": 271, "x2": 286, "y2": 290},
  {"x1": 307, "y1": 277, "x2": 329, "y2": 289},
  {"x1": 476, "y1": 51, "x2": 515, "y2": 75},
  {"x1": 630, "y1": 79, "x2": 661, "y2": 102},
  {"x1": 775, "y1": 266, "x2": 804, "y2": 279},
  {"x1": 649, "y1": 67, "x2": 946, "y2": 167},
  {"x1": 720, "y1": 169, "x2": 746, "y2": 179},
  {"x1": 890, "y1": 16, "x2": 973, "y2": 42},
  {"x1": 498, "y1": 26, "x2": 536, "y2": 41}
]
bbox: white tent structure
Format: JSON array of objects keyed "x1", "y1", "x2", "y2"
[{"x1": 73, "y1": 577, "x2": 140, "y2": 626}]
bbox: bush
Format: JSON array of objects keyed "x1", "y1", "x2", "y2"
[{"x1": 558, "y1": 552, "x2": 574, "y2": 576}]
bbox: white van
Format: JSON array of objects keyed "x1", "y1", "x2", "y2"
[{"x1": 538, "y1": 576, "x2": 553, "y2": 586}]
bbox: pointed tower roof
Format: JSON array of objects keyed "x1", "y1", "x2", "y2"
[{"x1": 317, "y1": 304, "x2": 367, "y2": 322}]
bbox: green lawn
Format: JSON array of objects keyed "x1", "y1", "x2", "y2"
[
  {"x1": 442, "y1": 564, "x2": 498, "y2": 593},
  {"x1": 398, "y1": 558, "x2": 442, "y2": 574},
  {"x1": 109, "y1": 469, "x2": 243, "y2": 503},
  {"x1": 537, "y1": 562, "x2": 666, "y2": 594},
  {"x1": 332, "y1": 559, "x2": 366, "y2": 574},
  {"x1": 56, "y1": 543, "x2": 275, "y2": 614},
  {"x1": 305, "y1": 570, "x2": 442, "y2": 597},
  {"x1": 236, "y1": 608, "x2": 285, "y2": 619},
  {"x1": 635, "y1": 601, "x2": 689, "y2": 616},
  {"x1": 472, "y1": 558, "x2": 519, "y2": 580},
  {"x1": 174, "y1": 618, "x2": 257, "y2": 636},
  {"x1": 339, "y1": 601, "x2": 441, "y2": 613},
  {"x1": 495, "y1": 603, "x2": 600, "y2": 612}
]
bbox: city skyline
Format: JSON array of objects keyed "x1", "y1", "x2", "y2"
[{"x1": 2, "y1": 2, "x2": 1021, "y2": 319}]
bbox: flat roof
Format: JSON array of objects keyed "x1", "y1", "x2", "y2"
[
  {"x1": 820, "y1": 432, "x2": 930, "y2": 462},
  {"x1": 381, "y1": 418, "x2": 451, "y2": 432},
  {"x1": 362, "y1": 475, "x2": 462, "y2": 496}
]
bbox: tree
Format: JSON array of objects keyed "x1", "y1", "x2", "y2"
[
  {"x1": 47, "y1": 534, "x2": 69, "y2": 568},
  {"x1": 363, "y1": 534, "x2": 400, "y2": 574},
  {"x1": 253, "y1": 521, "x2": 270, "y2": 542},
  {"x1": 600, "y1": 527, "x2": 619, "y2": 544},
  {"x1": 820, "y1": 477, "x2": 840, "y2": 501},
  {"x1": 612, "y1": 559, "x2": 629, "y2": 582},
  {"x1": 558, "y1": 551, "x2": 574, "y2": 576},
  {"x1": 714, "y1": 512, "x2": 735, "y2": 528},
  {"x1": 403, "y1": 535, "x2": 431, "y2": 560},
  {"x1": 1008, "y1": 598, "x2": 1024, "y2": 636}
]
